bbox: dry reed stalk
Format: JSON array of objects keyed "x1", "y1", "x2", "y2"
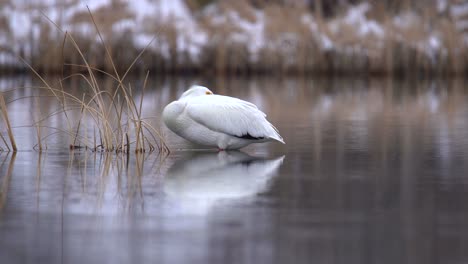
[
  {"x1": 85, "y1": 7, "x2": 168, "y2": 153},
  {"x1": 0, "y1": 108, "x2": 10, "y2": 152},
  {"x1": 0, "y1": 94, "x2": 17, "y2": 151},
  {"x1": 3, "y1": 2, "x2": 468, "y2": 75},
  {"x1": 0, "y1": 133, "x2": 9, "y2": 151},
  {"x1": 70, "y1": 93, "x2": 86, "y2": 149},
  {"x1": 33, "y1": 98, "x2": 43, "y2": 151},
  {"x1": 134, "y1": 71, "x2": 150, "y2": 153},
  {"x1": 6, "y1": 8, "x2": 170, "y2": 153}
]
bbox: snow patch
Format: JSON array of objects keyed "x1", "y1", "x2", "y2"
[
  {"x1": 301, "y1": 14, "x2": 334, "y2": 50},
  {"x1": 394, "y1": 12, "x2": 420, "y2": 29},
  {"x1": 0, "y1": 0, "x2": 458, "y2": 68},
  {"x1": 437, "y1": 0, "x2": 448, "y2": 13},
  {"x1": 451, "y1": 2, "x2": 468, "y2": 17},
  {"x1": 342, "y1": 3, "x2": 384, "y2": 37}
]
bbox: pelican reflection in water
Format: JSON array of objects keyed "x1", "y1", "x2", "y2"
[{"x1": 164, "y1": 151, "x2": 285, "y2": 215}]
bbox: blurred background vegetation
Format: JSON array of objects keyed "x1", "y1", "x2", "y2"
[{"x1": 0, "y1": 0, "x2": 467, "y2": 76}]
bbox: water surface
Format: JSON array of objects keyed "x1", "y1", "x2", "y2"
[{"x1": 1, "y1": 76, "x2": 468, "y2": 264}]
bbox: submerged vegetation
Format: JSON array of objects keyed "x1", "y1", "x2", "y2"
[
  {"x1": 0, "y1": 9, "x2": 169, "y2": 154},
  {"x1": 0, "y1": 0, "x2": 467, "y2": 76}
]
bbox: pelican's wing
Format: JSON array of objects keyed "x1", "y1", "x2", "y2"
[{"x1": 186, "y1": 95, "x2": 284, "y2": 143}]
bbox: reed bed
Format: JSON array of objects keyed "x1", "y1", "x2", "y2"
[
  {"x1": 0, "y1": 10, "x2": 169, "y2": 154},
  {"x1": 1, "y1": 0, "x2": 467, "y2": 76}
]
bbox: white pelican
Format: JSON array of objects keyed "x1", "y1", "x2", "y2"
[{"x1": 162, "y1": 85, "x2": 284, "y2": 150}]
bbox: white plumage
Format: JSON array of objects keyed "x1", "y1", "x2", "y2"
[{"x1": 162, "y1": 85, "x2": 284, "y2": 150}]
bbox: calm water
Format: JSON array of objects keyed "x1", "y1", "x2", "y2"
[{"x1": 1, "y1": 75, "x2": 468, "y2": 264}]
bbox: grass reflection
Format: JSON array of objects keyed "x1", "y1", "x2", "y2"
[
  {"x1": 0, "y1": 149, "x2": 285, "y2": 217},
  {"x1": 0, "y1": 153, "x2": 15, "y2": 214}
]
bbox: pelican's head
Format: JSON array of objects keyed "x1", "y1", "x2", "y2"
[{"x1": 180, "y1": 85, "x2": 213, "y2": 100}]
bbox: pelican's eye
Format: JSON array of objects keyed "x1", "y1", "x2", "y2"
[{"x1": 205, "y1": 91, "x2": 213, "y2": 95}]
